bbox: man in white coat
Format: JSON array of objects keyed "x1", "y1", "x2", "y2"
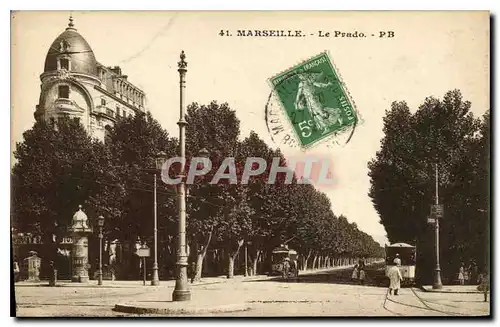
[{"x1": 388, "y1": 261, "x2": 403, "y2": 295}]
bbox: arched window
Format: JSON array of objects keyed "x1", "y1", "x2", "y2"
[{"x1": 104, "y1": 125, "x2": 112, "y2": 144}]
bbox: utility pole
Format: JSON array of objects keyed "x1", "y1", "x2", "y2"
[
  {"x1": 151, "y1": 172, "x2": 159, "y2": 286},
  {"x1": 433, "y1": 163, "x2": 443, "y2": 289},
  {"x1": 244, "y1": 243, "x2": 248, "y2": 277}
]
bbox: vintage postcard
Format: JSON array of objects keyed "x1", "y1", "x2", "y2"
[{"x1": 10, "y1": 11, "x2": 490, "y2": 317}]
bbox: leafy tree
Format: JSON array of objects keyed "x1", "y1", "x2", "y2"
[
  {"x1": 184, "y1": 101, "x2": 242, "y2": 280},
  {"x1": 11, "y1": 117, "x2": 114, "y2": 278},
  {"x1": 368, "y1": 89, "x2": 488, "y2": 283},
  {"x1": 102, "y1": 112, "x2": 178, "y2": 278},
  {"x1": 12, "y1": 117, "x2": 108, "y2": 238},
  {"x1": 104, "y1": 112, "x2": 177, "y2": 242}
]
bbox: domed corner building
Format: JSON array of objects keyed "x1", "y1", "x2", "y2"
[{"x1": 34, "y1": 15, "x2": 147, "y2": 142}]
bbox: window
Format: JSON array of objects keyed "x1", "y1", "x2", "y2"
[
  {"x1": 58, "y1": 85, "x2": 69, "y2": 99},
  {"x1": 101, "y1": 98, "x2": 106, "y2": 106},
  {"x1": 116, "y1": 107, "x2": 120, "y2": 118},
  {"x1": 106, "y1": 108, "x2": 114, "y2": 117},
  {"x1": 60, "y1": 58, "x2": 69, "y2": 70}
]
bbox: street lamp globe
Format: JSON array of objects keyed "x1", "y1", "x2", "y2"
[
  {"x1": 198, "y1": 148, "x2": 209, "y2": 158},
  {"x1": 155, "y1": 151, "x2": 167, "y2": 170},
  {"x1": 97, "y1": 215, "x2": 105, "y2": 228}
]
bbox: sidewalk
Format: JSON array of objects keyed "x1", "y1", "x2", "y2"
[
  {"x1": 15, "y1": 264, "x2": 367, "y2": 288},
  {"x1": 422, "y1": 285, "x2": 483, "y2": 294},
  {"x1": 15, "y1": 263, "x2": 372, "y2": 290},
  {"x1": 14, "y1": 274, "x2": 272, "y2": 289}
]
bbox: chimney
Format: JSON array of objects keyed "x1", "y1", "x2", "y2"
[{"x1": 109, "y1": 66, "x2": 122, "y2": 76}]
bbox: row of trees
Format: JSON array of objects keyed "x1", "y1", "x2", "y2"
[
  {"x1": 368, "y1": 89, "x2": 490, "y2": 284},
  {"x1": 12, "y1": 101, "x2": 384, "y2": 280}
]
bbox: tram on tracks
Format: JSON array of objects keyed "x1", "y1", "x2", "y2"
[
  {"x1": 270, "y1": 245, "x2": 299, "y2": 277},
  {"x1": 385, "y1": 242, "x2": 417, "y2": 286}
]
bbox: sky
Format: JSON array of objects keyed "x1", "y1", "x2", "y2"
[{"x1": 11, "y1": 11, "x2": 490, "y2": 246}]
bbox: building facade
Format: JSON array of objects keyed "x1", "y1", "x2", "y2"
[{"x1": 34, "y1": 16, "x2": 147, "y2": 142}]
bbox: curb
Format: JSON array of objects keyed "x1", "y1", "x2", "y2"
[{"x1": 113, "y1": 302, "x2": 251, "y2": 315}]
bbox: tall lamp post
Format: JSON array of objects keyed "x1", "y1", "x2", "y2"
[
  {"x1": 432, "y1": 163, "x2": 443, "y2": 289},
  {"x1": 172, "y1": 50, "x2": 191, "y2": 301},
  {"x1": 151, "y1": 152, "x2": 166, "y2": 286},
  {"x1": 97, "y1": 215, "x2": 104, "y2": 286}
]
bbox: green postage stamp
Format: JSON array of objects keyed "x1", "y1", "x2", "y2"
[{"x1": 269, "y1": 52, "x2": 359, "y2": 149}]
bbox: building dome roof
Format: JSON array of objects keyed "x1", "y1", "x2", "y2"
[
  {"x1": 72, "y1": 205, "x2": 88, "y2": 222},
  {"x1": 43, "y1": 16, "x2": 98, "y2": 76}
]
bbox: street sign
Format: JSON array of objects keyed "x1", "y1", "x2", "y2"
[
  {"x1": 136, "y1": 248, "x2": 150, "y2": 257},
  {"x1": 430, "y1": 204, "x2": 444, "y2": 218},
  {"x1": 427, "y1": 217, "x2": 436, "y2": 224}
]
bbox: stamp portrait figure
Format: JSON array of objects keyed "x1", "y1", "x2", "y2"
[{"x1": 294, "y1": 72, "x2": 343, "y2": 135}]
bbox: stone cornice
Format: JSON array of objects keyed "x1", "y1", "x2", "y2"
[{"x1": 40, "y1": 71, "x2": 100, "y2": 85}]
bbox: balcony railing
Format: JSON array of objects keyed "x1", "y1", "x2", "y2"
[{"x1": 94, "y1": 105, "x2": 116, "y2": 121}]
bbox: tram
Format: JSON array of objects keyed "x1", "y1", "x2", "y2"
[
  {"x1": 270, "y1": 245, "x2": 299, "y2": 277},
  {"x1": 385, "y1": 242, "x2": 416, "y2": 286}
]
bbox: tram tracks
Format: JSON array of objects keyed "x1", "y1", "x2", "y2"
[{"x1": 382, "y1": 287, "x2": 469, "y2": 316}]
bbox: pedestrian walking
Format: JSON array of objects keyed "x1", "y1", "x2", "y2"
[
  {"x1": 472, "y1": 261, "x2": 479, "y2": 285},
  {"x1": 13, "y1": 259, "x2": 20, "y2": 282},
  {"x1": 358, "y1": 257, "x2": 366, "y2": 270},
  {"x1": 477, "y1": 269, "x2": 489, "y2": 302},
  {"x1": 458, "y1": 263, "x2": 465, "y2": 285},
  {"x1": 189, "y1": 261, "x2": 196, "y2": 283},
  {"x1": 464, "y1": 268, "x2": 470, "y2": 284},
  {"x1": 282, "y1": 257, "x2": 291, "y2": 280},
  {"x1": 48, "y1": 260, "x2": 57, "y2": 286},
  {"x1": 351, "y1": 264, "x2": 359, "y2": 282},
  {"x1": 466, "y1": 261, "x2": 473, "y2": 285},
  {"x1": 359, "y1": 267, "x2": 366, "y2": 285},
  {"x1": 387, "y1": 261, "x2": 403, "y2": 296}
]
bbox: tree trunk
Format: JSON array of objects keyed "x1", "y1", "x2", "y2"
[
  {"x1": 325, "y1": 256, "x2": 330, "y2": 268},
  {"x1": 312, "y1": 254, "x2": 318, "y2": 270},
  {"x1": 227, "y1": 240, "x2": 244, "y2": 279},
  {"x1": 250, "y1": 249, "x2": 261, "y2": 276},
  {"x1": 228, "y1": 256, "x2": 235, "y2": 279},
  {"x1": 193, "y1": 227, "x2": 213, "y2": 282},
  {"x1": 303, "y1": 249, "x2": 312, "y2": 271}
]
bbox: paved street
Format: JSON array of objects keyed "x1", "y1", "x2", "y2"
[{"x1": 14, "y1": 265, "x2": 490, "y2": 317}]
